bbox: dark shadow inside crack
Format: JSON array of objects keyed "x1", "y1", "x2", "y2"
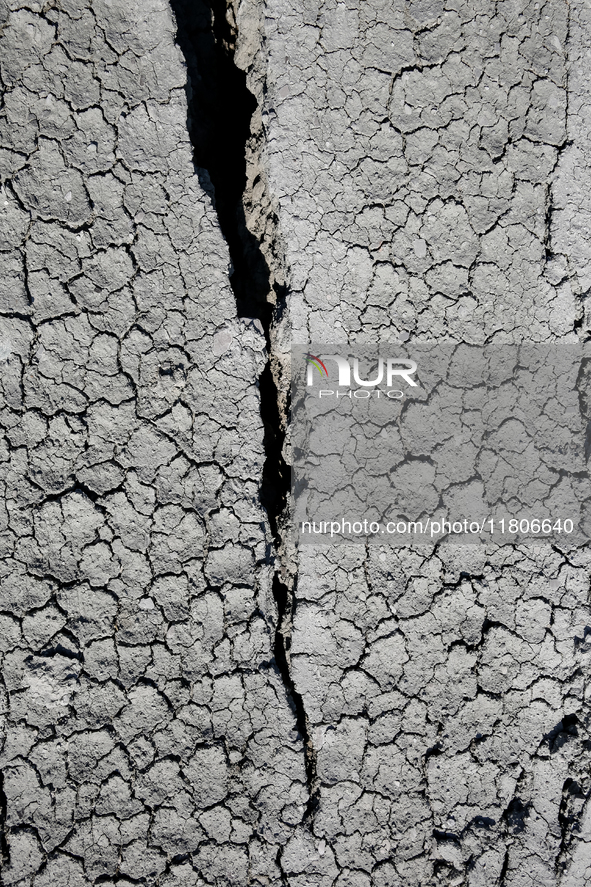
[
  {"x1": 168, "y1": 0, "x2": 290, "y2": 532},
  {"x1": 503, "y1": 797, "x2": 531, "y2": 835},
  {"x1": 167, "y1": 0, "x2": 271, "y2": 319},
  {"x1": 0, "y1": 771, "x2": 8, "y2": 866}
]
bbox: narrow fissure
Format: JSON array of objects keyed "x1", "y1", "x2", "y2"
[
  {"x1": 0, "y1": 770, "x2": 8, "y2": 866},
  {"x1": 169, "y1": 0, "x2": 318, "y2": 815},
  {"x1": 498, "y1": 848, "x2": 510, "y2": 885}
]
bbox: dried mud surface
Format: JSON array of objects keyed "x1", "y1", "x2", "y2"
[{"x1": 0, "y1": 1, "x2": 590, "y2": 886}]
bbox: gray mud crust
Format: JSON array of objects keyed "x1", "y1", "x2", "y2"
[{"x1": 0, "y1": 1, "x2": 590, "y2": 886}]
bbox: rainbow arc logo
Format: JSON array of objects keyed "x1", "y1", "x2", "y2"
[{"x1": 305, "y1": 353, "x2": 328, "y2": 378}]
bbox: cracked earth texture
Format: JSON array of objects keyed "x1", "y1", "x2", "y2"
[{"x1": 0, "y1": 0, "x2": 589, "y2": 886}]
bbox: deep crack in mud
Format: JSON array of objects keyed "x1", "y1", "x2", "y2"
[{"x1": 169, "y1": 0, "x2": 318, "y2": 816}]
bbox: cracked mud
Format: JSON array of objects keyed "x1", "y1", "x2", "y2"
[{"x1": 0, "y1": 1, "x2": 590, "y2": 886}]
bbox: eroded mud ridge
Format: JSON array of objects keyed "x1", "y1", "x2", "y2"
[{"x1": 0, "y1": 1, "x2": 589, "y2": 886}]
